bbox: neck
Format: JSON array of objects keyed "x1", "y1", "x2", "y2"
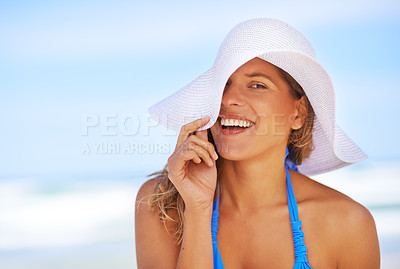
[{"x1": 218, "y1": 147, "x2": 288, "y2": 213}]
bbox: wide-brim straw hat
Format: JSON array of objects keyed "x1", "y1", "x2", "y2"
[{"x1": 148, "y1": 17, "x2": 367, "y2": 176}]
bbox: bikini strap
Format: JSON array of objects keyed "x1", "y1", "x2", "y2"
[
  {"x1": 211, "y1": 181, "x2": 225, "y2": 268},
  {"x1": 211, "y1": 149, "x2": 311, "y2": 269},
  {"x1": 211, "y1": 181, "x2": 221, "y2": 244},
  {"x1": 285, "y1": 148, "x2": 312, "y2": 269}
]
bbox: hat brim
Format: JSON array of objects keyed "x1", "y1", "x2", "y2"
[
  {"x1": 258, "y1": 51, "x2": 367, "y2": 175},
  {"x1": 148, "y1": 51, "x2": 367, "y2": 176}
]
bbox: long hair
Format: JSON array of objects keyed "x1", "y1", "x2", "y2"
[{"x1": 140, "y1": 65, "x2": 315, "y2": 245}]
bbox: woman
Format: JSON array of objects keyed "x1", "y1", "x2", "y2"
[{"x1": 135, "y1": 18, "x2": 380, "y2": 268}]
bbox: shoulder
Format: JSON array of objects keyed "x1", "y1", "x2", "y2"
[
  {"x1": 291, "y1": 170, "x2": 377, "y2": 236},
  {"x1": 292, "y1": 170, "x2": 374, "y2": 217},
  {"x1": 291, "y1": 170, "x2": 380, "y2": 268},
  {"x1": 135, "y1": 177, "x2": 178, "y2": 227},
  {"x1": 135, "y1": 177, "x2": 180, "y2": 268},
  {"x1": 135, "y1": 176, "x2": 179, "y2": 231},
  {"x1": 135, "y1": 177, "x2": 160, "y2": 220},
  {"x1": 135, "y1": 177, "x2": 159, "y2": 207},
  {"x1": 135, "y1": 177, "x2": 162, "y2": 234},
  {"x1": 135, "y1": 177, "x2": 179, "y2": 224}
]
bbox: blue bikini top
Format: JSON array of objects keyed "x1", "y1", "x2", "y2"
[{"x1": 211, "y1": 148, "x2": 312, "y2": 269}]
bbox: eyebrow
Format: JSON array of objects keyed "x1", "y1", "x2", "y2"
[{"x1": 245, "y1": 72, "x2": 274, "y2": 82}]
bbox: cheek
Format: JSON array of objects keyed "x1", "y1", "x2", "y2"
[
  {"x1": 254, "y1": 115, "x2": 289, "y2": 137},
  {"x1": 271, "y1": 115, "x2": 292, "y2": 137},
  {"x1": 253, "y1": 99, "x2": 295, "y2": 137}
]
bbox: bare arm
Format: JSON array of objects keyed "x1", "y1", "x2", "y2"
[
  {"x1": 136, "y1": 116, "x2": 218, "y2": 269},
  {"x1": 135, "y1": 179, "x2": 180, "y2": 268},
  {"x1": 177, "y1": 206, "x2": 213, "y2": 269},
  {"x1": 135, "y1": 179, "x2": 214, "y2": 269}
]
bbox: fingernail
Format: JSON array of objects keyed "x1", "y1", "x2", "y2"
[
  {"x1": 213, "y1": 152, "x2": 218, "y2": 160},
  {"x1": 202, "y1": 115, "x2": 210, "y2": 120},
  {"x1": 209, "y1": 159, "x2": 213, "y2": 166}
]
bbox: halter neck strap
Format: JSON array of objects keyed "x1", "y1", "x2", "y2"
[{"x1": 211, "y1": 147, "x2": 311, "y2": 268}]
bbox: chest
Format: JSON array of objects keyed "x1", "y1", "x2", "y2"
[{"x1": 215, "y1": 207, "x2": 336, "y2": 269}]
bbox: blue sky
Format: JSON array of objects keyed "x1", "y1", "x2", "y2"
[{"x1": 0, "y1": 0, "x2": 399, "y2": 177}]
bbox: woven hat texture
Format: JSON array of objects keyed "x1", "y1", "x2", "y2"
[{"x1": 148, "y1": 18, "x2": 367, "y2": 176}]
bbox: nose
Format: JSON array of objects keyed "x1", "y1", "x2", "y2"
[{"x1": 221, "y1": 81, "x2": 245, "y2": 107}]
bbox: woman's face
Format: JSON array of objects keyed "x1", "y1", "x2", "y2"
[{"x1": 210, "y1": 57, "x2": 303, "y2": 161}]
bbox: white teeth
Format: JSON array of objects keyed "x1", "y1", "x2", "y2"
[{"x1": 221, "y1": 118, "x2": 254, "y2": 127}]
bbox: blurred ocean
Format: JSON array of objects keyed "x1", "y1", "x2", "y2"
[{"x1": 0, "y1": 159, "x2": 399, "y2": 269}]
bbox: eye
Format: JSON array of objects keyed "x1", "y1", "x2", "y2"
[{"x1": 250, "y1": 83, "x2": 267, "y2": 89}]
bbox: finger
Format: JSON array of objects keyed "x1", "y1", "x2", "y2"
[
  {"x1": 177, "y1": 116, "x2": 209, "y2": 146},
  {"x1": 195, "y1": 129, "x2": 207, "y2": 141},
  {"x1": 176, "y1": 116, "x2": 210, "y2": 149},
  {"x1": 192, "y1": 155, "x2": 201, "y2": 164},
  {"x1": 169, "y1": 146, "x2": 211, "y2": 182},
  {"x1": 181, "y1": 142, "x2": 214, "y2": 167},
  {"x1": 188, "y1": 134, "x2": 218, "y2": 160},
  {"x1": 168, "y1": 150, "x2": 200, "y2": 181}
]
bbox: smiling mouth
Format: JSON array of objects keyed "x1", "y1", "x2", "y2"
[
  {"x1": 219, "y1": 117, "x2": 255, "y2": 129},
  {"x1": 218, "y1": 117, "x2": 255, "y2": 135}
]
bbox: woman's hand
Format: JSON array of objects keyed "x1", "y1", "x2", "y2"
[{"x1": 167, "y1": 116, "x2": 218, "y2": 212}]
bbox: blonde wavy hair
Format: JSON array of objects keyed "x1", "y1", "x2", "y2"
[{"x1": 141, "y1": 66, "x2": 315, "y2": 245}]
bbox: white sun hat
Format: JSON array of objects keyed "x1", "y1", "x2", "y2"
[{"x1": 148, "y1": 17, "x2": 367, "y2": 176}]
